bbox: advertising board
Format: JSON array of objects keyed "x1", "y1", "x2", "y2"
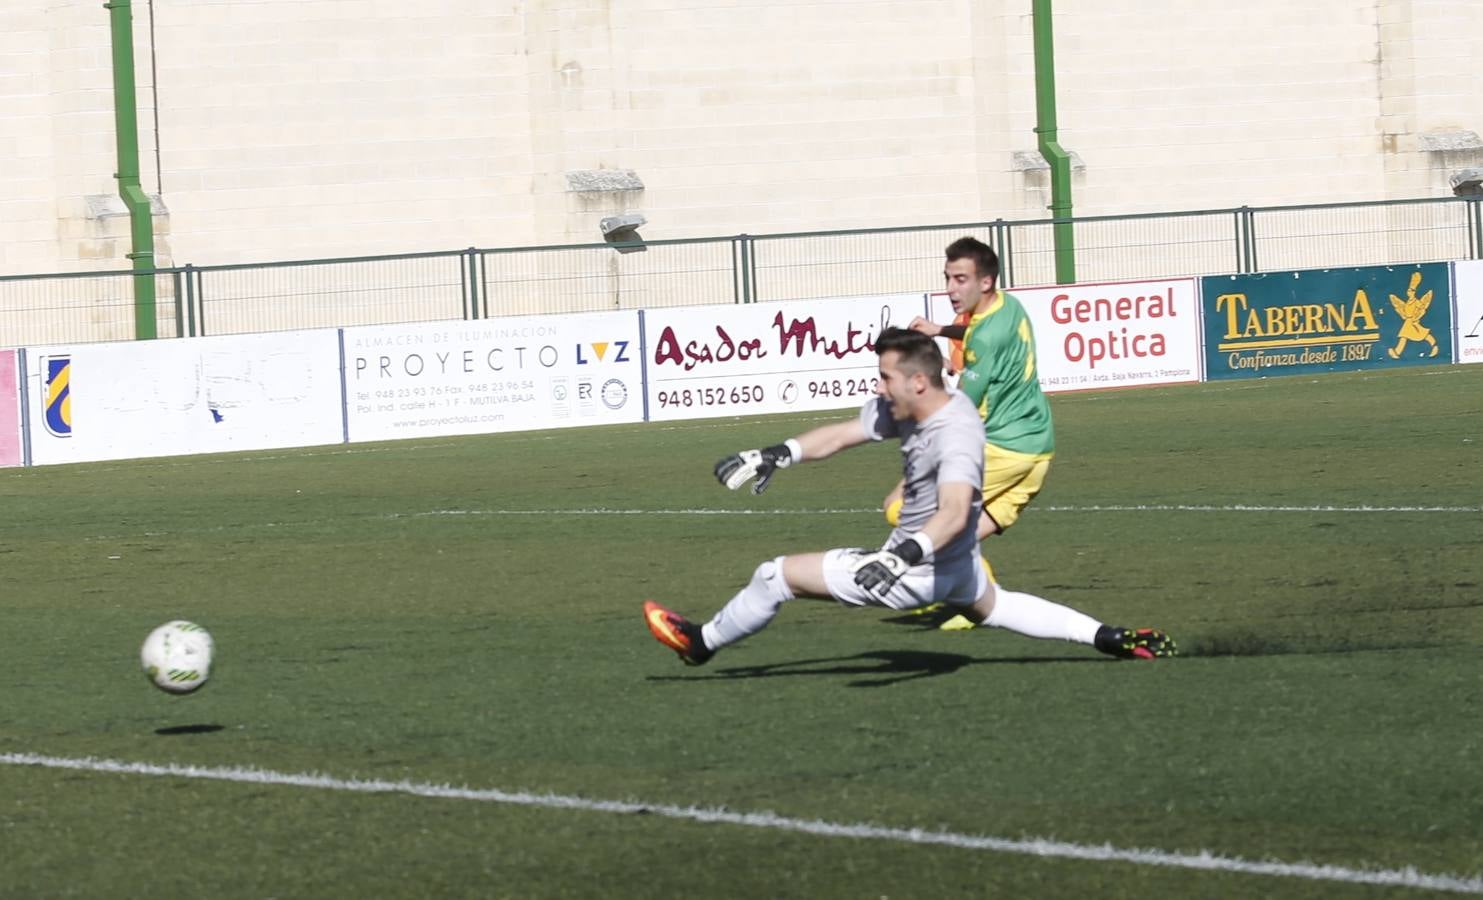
[
  {"x1": 26, "y1": 330, "x2": 344, "y2": 466},
  {"x1": 927, "y1": 278, "x2": 1202, "y2": 392},
  {"x1": 1452, "y1": 260, "x2": 1483, "y2": 365},
  {"x1": 643, "y1": 294, "x2": 927, "y2": 422},
  {"x1": 343, "y1": 311, "x2": 644, "y2": 441},
  {"x1": 1201, "y1": 264, "x2": 1452, "y2": 380}
]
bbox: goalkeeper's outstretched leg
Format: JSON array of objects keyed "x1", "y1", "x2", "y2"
[{"x1": 643, "y1": 549, "x2": 1177, "y2": 665}]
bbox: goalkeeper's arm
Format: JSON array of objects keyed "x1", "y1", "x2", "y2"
[
  {"x1": 911, "y1": 479, "x2": 978, "y2": 553},
  {"x1": 794, "y1": 417, "x2": 872, "y2": 462},
  {"x1": 715, "y1": 419, "x2": 869, "y2": 494},
  {"x1": 877, "y1": 479, "x2": 978, "y2": 564},
  {"x1": 851, "y1": 479, "x2": 979, "y2": 595}
]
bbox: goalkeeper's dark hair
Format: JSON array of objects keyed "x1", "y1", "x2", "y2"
[
  {"x1": 945, "y1": 236, "x2": 999, "y2": 284},
  {"x1": 874, "y1": 327, "x2": 945, "y2": 388}
]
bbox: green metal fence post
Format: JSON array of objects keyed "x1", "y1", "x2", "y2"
[
  {"x1": 990, "y1": 219, "x2": 1010, "y2": 288},
  {"x1": 1003, "y1": 222, "x2": 1016, "y2": 289},
  {"x1": 196, "y1": 267, "x2": 208, "y2": 336},
  {"x1": 739, "y1": 235, "x2": 755, "y2": 303},
  {"x1": 171, "y1": 269, "x2": 183, "y2": 337},
  {"x1": 1244, "y1": 206, "x2": 1259, "y2": 273},
  {"x1": 1234, "y1": 207, "x2": 1248, "y2": 273},
  {"x1": 182, "y1": 264, "x2": 197, "y2": 337},
  {"x1": 730, "y1": 237, "x2": 743, "y2": 304},
  {"x1": 477, "y1": 251, "x2": 488, "y2": 319},
  {"x1": 1471, "y1": 198, "x2": 1483, "y2": 260},
  {"x1": 459, "y1": 250, "x2": 471, "y2": 319},
  {"x1": 464, "y1": 247, "x2": 482, "y2": 319}
]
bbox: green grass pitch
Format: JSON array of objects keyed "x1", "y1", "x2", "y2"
[{"x1": 1, "y1": 364, "x2": 1480, "y2": 898}]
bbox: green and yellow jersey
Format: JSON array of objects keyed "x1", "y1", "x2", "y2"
[{"x1": 957, "y1": 290, "x2": 1055, "y2": 456}]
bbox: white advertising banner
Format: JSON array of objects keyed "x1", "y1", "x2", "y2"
[
  {"x1": 927, "y1": 278, "x2": 1202, "y2": 392},
  {"x1": 643, "y1": 293, "x2": 928, "y2": 421},
  {"x1": 1453, "y1": 260, "x2": 1483, "y2": 365},
  {"x1": 26, "y1": 330, "x2": 344, "y2": 466},
  {"x1": 343, "y1": 312, "x2": 644, "y2": 441}
]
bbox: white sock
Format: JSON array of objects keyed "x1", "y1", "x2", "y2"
[
  {"x1": 702, "y1": 557, "x2": 794, "y2": 651},
  {"x1": 984, "y1": 589, "x2": 1102, "y2": 645}
]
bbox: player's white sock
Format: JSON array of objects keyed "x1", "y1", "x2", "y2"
[
  {"x1": 702, "y1": 556, "x2": 794, "y2": 651},
  {"x1": 984, "y1": 589, "x2": 1101, "y2": 645}
]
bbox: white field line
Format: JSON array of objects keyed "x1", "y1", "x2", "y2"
[
  {"x1": 412, "y1": 503, "x2": 1481, "y2": 516},
  {"x1": 2, "y1": 753, "x2": 1479, "y2": 895},
  {"x1": 62, "y1": 503, "x2": 1477, "y2": 544},
  {"x1": 1039, "y1": 504, "x2": 1482, "y2": 513},
  {"x1": 54, "y1": 501, "x2": 1471, "y2": 542}
]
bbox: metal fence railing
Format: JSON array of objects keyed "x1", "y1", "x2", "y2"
[
  {"x1": 0, "y1": 269, "x2": 187, "y2": 346},
  {"x1": 479, "y1": 236, "x2": 743, "y2": 318},
  {"x1": 1245, "y1": 197, "x2": 1478, "y2": 272},
  {"x1": 183, "y1": 250, "x2": 469, "y2": 338},
  {"x1": 4, "y1": 195, "x2": 1480, "y2": 346}
]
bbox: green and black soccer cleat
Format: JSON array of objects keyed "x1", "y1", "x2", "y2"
[{"x1": 1095, "y1": 625, "x2": 1177, "y2": 660}]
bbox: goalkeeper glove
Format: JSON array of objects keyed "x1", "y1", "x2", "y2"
[
  {"x1": 849, "y1": 534, "x2": 931, "y2": 599},
  {"x1": 714, "y1": 440, "x2": 801, "y2": 495}
]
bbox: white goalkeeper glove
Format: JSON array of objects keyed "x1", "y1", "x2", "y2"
[
  {"x1": 714, "y1": 439, "x2": 801, "y2": 495},
  {"x1": 849, "y1": 534, "x2": 931, "y2": 599}
]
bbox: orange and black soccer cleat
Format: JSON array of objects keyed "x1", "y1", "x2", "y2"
[
  {"x1": 643, "y1": 600, "x2": 714, "y2": 666},
  {"x1": 1094, "y1": 626, "x2": 1177, "y2": 660}
]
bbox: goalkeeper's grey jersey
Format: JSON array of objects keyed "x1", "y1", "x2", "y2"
[{"x1": 860, "y1": 390, "x2": 985, "y2": 567}]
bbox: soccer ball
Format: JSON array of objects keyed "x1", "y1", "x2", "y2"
[{"x1": 140, "y1": 620, "x2": 214, "y2": 694}]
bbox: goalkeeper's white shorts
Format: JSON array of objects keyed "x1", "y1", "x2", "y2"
[{"x1": 821, "y1": 547, "x2": 987, "y2": 611}]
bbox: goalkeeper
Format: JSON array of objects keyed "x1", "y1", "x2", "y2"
[{"x1": 643, "y1": 327, "x2": 1175, "y2": 666}]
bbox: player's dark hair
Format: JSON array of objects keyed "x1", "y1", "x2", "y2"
[
  {"x1": 945, "y1": 236, "x2": 999, "y2": 284},
  {"x1": 875, "y1": 326, "x2": 945, "y2": 388}
]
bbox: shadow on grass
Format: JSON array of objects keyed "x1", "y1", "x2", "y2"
[
  {"x1": 648, "y1": 628, "x2": 1437, "y2": 684},
  {"x1": 884, "y1": 612, "x2": 1449, "y2": 659},
  {"x1": 1174, "y1": 629, "x2": 1446, "y2": 658},
  {"x1": 154, "y1": 723, "x2": 225, "y2": 736},
  {"x1": 650, "y1": 649, "x2": 1105, "y2": 687},
  {"x1": 1183, "y1": 631, "x2": 1300, "y2": 657}
]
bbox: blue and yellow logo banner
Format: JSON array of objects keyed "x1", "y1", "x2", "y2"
[
  {"x1": 1202, "y1": 263, "x2": 1452, "y2": 380},
  {"x1": 43, "y1": 355, "x2": 72, "y2": 437}
]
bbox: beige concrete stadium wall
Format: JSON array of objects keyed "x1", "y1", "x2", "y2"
[{"x1": 2, "y1": 0, "x2": 1481, "y2": 277}]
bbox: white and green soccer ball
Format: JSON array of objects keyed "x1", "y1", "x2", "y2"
[{"x1": 140, "y1": 620, "x2": 214, "y2": 694}]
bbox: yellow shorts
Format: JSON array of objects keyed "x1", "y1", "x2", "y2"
[{"x1": 981, "y1": 446, "x2": 1052, "y2": 531}]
